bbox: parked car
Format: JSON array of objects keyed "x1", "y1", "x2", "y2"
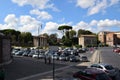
[
  {"x1": 73, "y1": 67, "x2": 112, "y2": 80},
  {"x1": 69, "y1": 55, "x2": 80, "y2": 62},
  {"x1": 32, "y1": 52, "x2": 45, "y2": 59},
  {"x1": 80, "y1": 55, "x2": 88, "y2": 62},
  {"x1": 51, "y1": 53, "x2": 59, "y2": 60},
  {"x1": 15, "y1": 50, "x2": 24, "y2": 56},
  {"x1": 59, "y1": 54, "x2": 67, "y2": 61},
  {"x1": 28, "y1": 50, "x2": 35, "y2": 57},
  {"x1": 11, "y1": 49, "x2": 19, "y2": 55},
  {"x1": 22, "y1": 50, "x2": 30, "y2": 56},
  {"x1": 113, "y1": 48, "x2": 120, "y2": 53},
  {"x1": 90, "y1": 63, "x2": 117, "y2": 78}
]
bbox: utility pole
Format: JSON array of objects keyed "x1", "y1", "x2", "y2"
[
  {"x1": 53, "y1": 55, "x2": 55, "y2": 80},
  {"x1": 37, "y1": 24, "x2": 42, "y2": 59}
]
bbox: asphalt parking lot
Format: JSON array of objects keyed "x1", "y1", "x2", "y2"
[
  {"x1": 3, "y1": 50, "x2": 96, "y2": 80},
  {"x1": 4, "y1": 57, "x2": 68, "y2": 80}
]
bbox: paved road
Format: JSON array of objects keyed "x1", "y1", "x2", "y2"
[
  {"x1": 4, "y1": 57, "x2": 67, "y2": 80},
  {"x1": 99, "y1": 47, "x2": 120, "y2": 68},
  {"x1": 3, "y1": 49, "x2": 96, "y2": 80}
]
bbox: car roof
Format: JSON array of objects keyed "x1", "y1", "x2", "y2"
[
  {"x1": 85, "y1": 68, "x2": 105, "y2": 74},
  {"x1": 92, "y1": 63, "x2": 112, "y2": 66}
]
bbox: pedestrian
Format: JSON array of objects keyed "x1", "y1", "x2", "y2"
[
  {"x1": 0, "y1": 66, "x2": 5, "y2": 80},
  {"x1": 48, "y1": 56, "x2": 51, "y2": 64},
  {"x1": 44, "y1": 55, "x2": 47, "y2": 64}
]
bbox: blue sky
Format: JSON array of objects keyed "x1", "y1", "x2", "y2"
[{"x1": 0, "y1": 0, "x2": 120, "y2": 38}]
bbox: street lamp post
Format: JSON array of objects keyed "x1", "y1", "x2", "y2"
[
  {"x1": 37, "y1": 24, "x2": 42, "y2": 59},
  {"x1": 53, "y1": 54, "x2": 55, "y2": 80}
]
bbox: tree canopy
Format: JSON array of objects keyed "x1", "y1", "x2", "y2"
[
  {"x1": 78, "y1": 29, "x2": 93, "y2": 37},
  {"x1": 58, "y1": 25, "x2": 72, "y2": 30},
  {"x1": 0, "y1": 29, "x2": 33, "y2": 46}
]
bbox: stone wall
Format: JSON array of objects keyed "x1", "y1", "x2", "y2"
[
  {"x1": 2, "y1": 39, "x2": 11, "y2": 62},
  {"x1": 0, "y1": 34, "x2": 12, "y2": 66}
]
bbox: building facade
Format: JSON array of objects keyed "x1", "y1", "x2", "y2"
[
  {"x1": 0, "y1": 33, "x2": 12, "y2": 66},
  {"x1": 33, "y1": 35, "x2": 48, "y2": 48},
  {"x1": 115, "y1": 32, "x2": 120, "y2": 46},
  {"x1": 98, "y1": 31, "x2": 120, "y2": 46},
  {"x1": 106, "y1": 33, "x2": 116, "y2": 46},
  {"x1": 98, "y1": 31, "x2": 113, "y2": 45},
  {"x1": 79, "y1": 35, "x2": 97, "y2": 48}
]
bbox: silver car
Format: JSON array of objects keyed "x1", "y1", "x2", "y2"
[
  {"x1": 90, "y1": 63, "x2": 117, "y2": 77},
  {"x1": 80, "y1": 55, "x2": 88, "y2": 62}
]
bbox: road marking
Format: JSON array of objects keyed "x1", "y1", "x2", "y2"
[
  {"x1": 91, "y1": 50, "x2": 98, "y2": 63},
  {"x1": 17, "y1": 65, "x2": 73, "y2": 80}
]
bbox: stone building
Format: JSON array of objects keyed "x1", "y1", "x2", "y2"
[
  {"x1": 107, "y1": 32, "x2": 120, "y2": 46},
  {"x1": 33, "y1": 35, "x2": 48, "y2": 48},
  {"x1": 79, "y1": 35, "x2": 97, "y2": 48},
  {"x1": 0, "y1": 33, "x2": 12, "y2": 66},
  {"x1": 98, "y1": 31, "x2": 113, "y2": 45},
  {"x1": 106, "y1": 33, "x2": 117, "y2": 46},
  {"x1": 98, "y1": 31, "x2": 120, "y2": 46},
  {"x1": 115, "y1": 32, "x2": 120, "y2": 46}
]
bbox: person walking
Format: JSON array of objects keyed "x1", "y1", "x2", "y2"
[
  {"x1": 48, "y1": 56, "x2": 51, "y2": 64},
  {"x1": 44, "y1": 55, "x2": 47, "y2": 64}
]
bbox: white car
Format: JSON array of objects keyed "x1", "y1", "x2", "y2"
[
  {"x1": 32, "y1": 53, "x2": 45, "y2": 58},
  {"x1": 80, "y1": 55, "x2": 88, "y2": 62},
  {"x1": 59, "y1": 55, "x2": 67, "y2": 61},
  {"x1": 90, "y1": 63, "x2": 117, "y2": 77}
]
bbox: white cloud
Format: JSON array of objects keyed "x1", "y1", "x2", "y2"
[
  {"x1": 42, "y1": 22, "x2": 59, "y2": 33},
  {"x1": 12, "y1": 0, "x2": 59, "y2": 11},
  {"x1": 1, "y1": 14, "x2": 120, "y2": 38},
  {"x1": 30, "y1": 9, "x2": 52, "y2": 20},
  {"x1": 110, "y1": 0, "x2": 119, "y2": 6},
  {"x1": 19, "y1": 15, "x2": 41, "y2": 32},
  {"x1": 76, "y1": 0, "x2": 95, "y2": 8},
  {"x1": 36, "y1": 19, "x2": 120, "y2": 37},
  {"x1": 41, "y1": 22, "x2": 74, "y2": 38},
  {"x1": 76, "y1": 0, "x2": 119, "y2": 15},
  {"x1": 4, "y1": 14, "x2": 18, "y2": 25},
  {"x1": 0, "y1": 14, "x2": 41, "y2": 35},
  {"x1": 88, "y1": 0, "x2": 107, "y2": 15},
  {"x1": 41, "y1": 22, "x2": 62, "y2": 37},
  {"x1": 73, "y1": 19, "x2": 120, "y2": 33},
  {"x1": 73, "y1": 21, "x2": 89, "y2": 31},
  {"x1": 97, "y1": 19, "x2": 120, "y2": 27},
  {"x1": 90, "y1": 20, "x2": 98, "y2": 26}
]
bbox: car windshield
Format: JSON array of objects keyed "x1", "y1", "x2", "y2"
[
  {"x1": 96, "y1": 73, "x2": 110, "y2": 80},
  {"x1": 105, "y1": 65, "x2": 114, "y2": 70}
]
